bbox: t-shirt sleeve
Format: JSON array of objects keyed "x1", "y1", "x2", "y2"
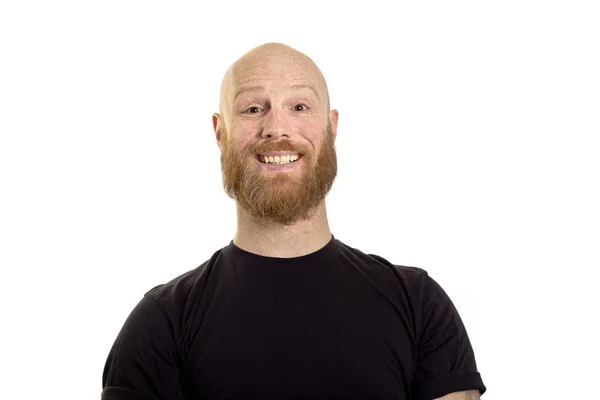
[
  {"x1": 411, "y1": 274, "x2": 486, "y2": 400},
  {"x1": 101, "y1": 295, "x2": 184, "y2": 400}
]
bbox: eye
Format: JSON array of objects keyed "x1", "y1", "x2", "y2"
[
  {"x1": 245, "y1": 106, "x2": 261, "y2": 114},
  {"x1": 294, "y1": 104, "x2": 308, "y2": 112}
]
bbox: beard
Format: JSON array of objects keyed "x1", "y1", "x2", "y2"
[{"x1": 220, "y1": 124, "x2": 337, "y2": 226}]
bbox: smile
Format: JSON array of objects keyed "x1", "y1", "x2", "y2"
[
  {"x1": 257, "y1": 154, "x2": 301, "y2": 164},
  {"x1": 255, "y1": 153, "x2": 303, "y2": 171}
]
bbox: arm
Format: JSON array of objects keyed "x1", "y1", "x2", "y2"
[
  {"x1": 435, "y1": 389, "x2": 481, "y2": 400},
  {"x1": 102, "y1": 295, "x2": 184, "y2": 400},
  {"x1": 410, "y1": 274, "x2": 486, "y2": 400}
]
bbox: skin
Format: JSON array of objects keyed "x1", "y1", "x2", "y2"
[
  {"x1": 212, "y1": 43, "x2": 339, "y2": 258},
  {"x1": 435, "y1": 389, "x2": 481, "y2": 399}
]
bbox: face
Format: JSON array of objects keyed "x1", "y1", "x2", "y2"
[{"x1": 214, "y1": 49, "x2": 338, "y2": 225}]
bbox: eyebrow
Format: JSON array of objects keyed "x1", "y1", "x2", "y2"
[
  {"x1": 233, "y1": 84, "x2": 320, "y2": 102},
  {"x1": 290, "y1": 84, "x2": 320, "y2": 100},
  {"x1": 233, "y1": 86, "x2": 264, "y2": 100}
]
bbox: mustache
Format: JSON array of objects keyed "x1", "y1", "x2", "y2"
[{"x1": 250, "y1": 140, "x2": 305, "y2": 155}]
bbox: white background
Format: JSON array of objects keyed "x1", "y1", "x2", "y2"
[{"x1": 1, "y1": 1, "x2": 598, "y2": 399}]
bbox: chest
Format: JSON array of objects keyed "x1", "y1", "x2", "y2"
[{"x1": 179, "y1": 269, "x2": 416, "y2": 399}]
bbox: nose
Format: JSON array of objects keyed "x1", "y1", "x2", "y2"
[{"x1": 261, "y1": 106, "x2": 290, "y2": 139}]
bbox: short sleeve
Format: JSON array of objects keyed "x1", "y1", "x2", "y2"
[
  {"x1": 411, "y1": 274, "x2": 486, "y2": 400},
  {"x1": 101, "y1": 295, "x2": 184, "y2": 400}
]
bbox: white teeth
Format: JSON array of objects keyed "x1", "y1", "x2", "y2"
[{"x1": 259, "y1": 154, "x2": 300, "y2": 164}]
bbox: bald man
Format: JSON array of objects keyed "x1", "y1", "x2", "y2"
[{"x1": 102, "y1": 43, "x2": 486, "y2": 400}]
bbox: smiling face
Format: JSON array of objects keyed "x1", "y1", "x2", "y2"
[{"x1": 214, "y1": 43, "x2": 338, "y2": 225}]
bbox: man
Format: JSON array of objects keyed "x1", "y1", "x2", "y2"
[{"x1": 102, "y1": 43, "x2": 486, "y2": 400}]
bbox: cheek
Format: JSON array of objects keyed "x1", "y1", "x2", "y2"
[
  {"x1": 292, "y1": 115, "x2": 322, "y2": 131},
  {"x1": 228, "y1": 124, "x2": 255, "y2": 148},
  {"x1": 301, "y1": 122, "x2": 328, "y2": 149},
  {"x1": 289, "y1": 118, "x2": 322, "y2": 140},
  {"x1": 234, "y1": 123, "x2": 261, "y2": 144}
]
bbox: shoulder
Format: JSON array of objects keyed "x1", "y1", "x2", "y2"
[
  {"x1": 144, "y1": 246, "x2": 228, "y2": 314},
  {"x1": 336, "y1": 239, "x2": 431, "y2": 289},
  {"x1": 335, "y1": 239, "x2": 461, "y2": 323},
  {"x1": 334, "y1": 240, "x2": 442, "y2": 323}
]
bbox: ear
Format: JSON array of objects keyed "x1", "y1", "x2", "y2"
[
  {"x1": 328, "y1": 109, "x2": 339, "y2": 142},
  {"x1": 212, "y1": 113, "x2": 223, "y2": 149}
]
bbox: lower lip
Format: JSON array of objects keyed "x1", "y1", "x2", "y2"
[{"x1": 255, "y1": 156, "x2": 303, "y2": 171}]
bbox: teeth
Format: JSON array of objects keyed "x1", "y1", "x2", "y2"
[{"x1": 259, "y1": 154, "x2": 300, "y2": 164}]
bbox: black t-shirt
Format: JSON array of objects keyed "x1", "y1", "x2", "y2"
[{"x1": 102, "y1": 235, "x2": 486, "y2": 399}]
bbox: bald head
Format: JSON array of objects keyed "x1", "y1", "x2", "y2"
[
  {"x1": 213, "y1": 43, "x2": 339, "y2": 224},
  {"x1": 219, "y1": 43, "x2": 330, "y2": 121}
]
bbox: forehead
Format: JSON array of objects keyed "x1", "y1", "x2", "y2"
[{"x1": 229, "y1": 52, "x2": 324, "y2": 98}]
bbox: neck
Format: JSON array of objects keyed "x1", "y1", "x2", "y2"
[{"x1": 233, "y1": 200, "x2": 332, "y2": 258}]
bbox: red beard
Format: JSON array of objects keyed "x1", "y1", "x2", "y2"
[{"x1": 220, "y1": 125, "x2": 337, "y2": 225}]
